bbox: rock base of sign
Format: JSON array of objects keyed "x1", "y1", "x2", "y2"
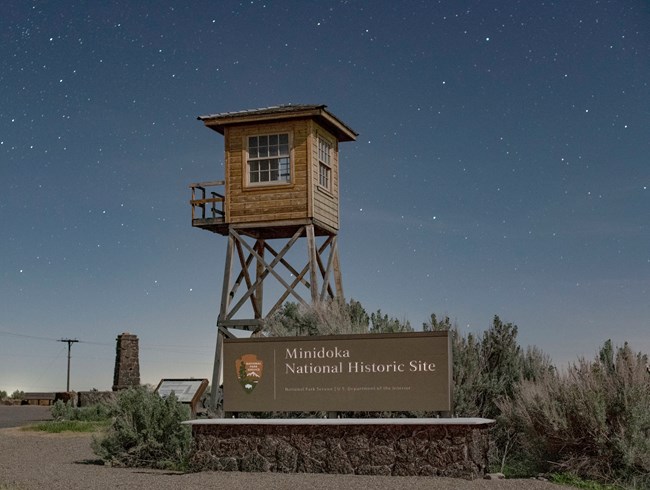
[{"x1": 187, "y1": 418, "x2": 494, "y2": 479}]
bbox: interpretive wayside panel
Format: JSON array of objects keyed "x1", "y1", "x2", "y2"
[
  {"x1": 156, "y1": 378, "x2": 208, "y2": 405},
  {"x1": 223, "y1": 332, "x2": 451, "y2": 412}
]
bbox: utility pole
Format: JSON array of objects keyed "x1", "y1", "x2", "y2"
[{"x1": 59, "y1": 339, "x2": 79, "y2": 392}]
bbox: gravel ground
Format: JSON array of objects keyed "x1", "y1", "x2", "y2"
[{"x1": 0, "y1": 407, "x2": 564, "y2": 490}]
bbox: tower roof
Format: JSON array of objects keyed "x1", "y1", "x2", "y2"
[{"x1": 198, "y1": 104, "x2": 358, "y2": 142}]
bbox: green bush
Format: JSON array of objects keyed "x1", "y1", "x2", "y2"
[
  {"x1": 51, "y1": 400, "x2": 113, "y2": 422},
  {"x1": 51, "y1": 400, "x2": 74, "y2": 420},
  {"x1": 499, "y1": 341, "x2": 650, "y2": 487},
  {"x1": 92, "y1": 388, "x2": 191, "y2": 470}
]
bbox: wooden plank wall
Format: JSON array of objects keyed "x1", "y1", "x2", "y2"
[
  {"x1": 225, "y1": 120, "x2": 310, "y2": 224},
  {"x1": 311, "y1": 122, "x2": 340, "y2": 231}
]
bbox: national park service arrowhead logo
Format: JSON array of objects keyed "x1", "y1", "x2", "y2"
[{"x1": 236, "y1": 354, "x2": 263, "y2": 394}]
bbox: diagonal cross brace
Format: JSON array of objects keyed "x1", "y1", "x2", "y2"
[
  {"x1": 320, "y1": 238, "x2": 338, "y2": 301},
  {"x1": 225, "y1": 227, "x2": 308, "y2": 320}
]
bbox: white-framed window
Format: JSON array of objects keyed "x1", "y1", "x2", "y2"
[
  {"x1": 317, "y1": 137, "x2": 331, "y2": 190},
  {"x1": 247, "y1": 133, "x2": 290, "y2": 185}
]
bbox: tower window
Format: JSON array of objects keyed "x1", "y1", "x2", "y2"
[
  {"x1": 247, "y1": 133, "x2": 290, "y2": 185},
  {"x1": 318, "y1": 137, "x2": 331, "y2": 190}
]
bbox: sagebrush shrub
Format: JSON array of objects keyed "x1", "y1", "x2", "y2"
[
  {"x1": 51, "y1": 400, "x2": 74, "y2": 421},
  {"x1": 498, "y1": 341, "x2": 650, "y2": 487},
  {"x1": 92, "y1": 388, "x2": 191, "y2": 470},
  {"x1": 264, "y1": 299, "x2": 369, "y2": 336}
]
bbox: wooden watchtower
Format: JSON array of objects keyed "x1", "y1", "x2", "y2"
[{"x1": 189, "y1": 104, "x2": 357, "y2": 409}]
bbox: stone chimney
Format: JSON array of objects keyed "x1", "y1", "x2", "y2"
[{"x1": 112, "y1": 332, "x2": 140, "y2": 391}]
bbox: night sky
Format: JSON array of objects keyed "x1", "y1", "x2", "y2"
[{"x1": 1, "y1": 1, "x2": 648, "y2": 392}]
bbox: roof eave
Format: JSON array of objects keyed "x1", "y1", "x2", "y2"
[{"x1": 198, "y1": 106, "x2": 357, "y2": 142}]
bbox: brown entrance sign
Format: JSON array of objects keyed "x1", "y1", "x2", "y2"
[{"x1": 223, "y1": 331, "x2": 451, "y2": 412}]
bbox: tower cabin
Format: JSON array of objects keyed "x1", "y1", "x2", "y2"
[{"x1": 190, "y1": 104, "x2": 357, "y2": 239}]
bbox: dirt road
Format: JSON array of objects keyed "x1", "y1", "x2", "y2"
[{"x1": 0, "y1": 405, "x2": 52, "y2": 429}]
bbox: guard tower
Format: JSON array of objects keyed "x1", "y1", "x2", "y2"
[{"x1": 189, "y1": 104, "x2": 357, "y2": 409}]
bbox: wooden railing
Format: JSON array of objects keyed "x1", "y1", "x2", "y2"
[{"x1": 189, "y1": 180, "x2": 225, "y2": 220}]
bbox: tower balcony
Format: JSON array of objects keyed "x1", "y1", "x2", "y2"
[
  {"x1": 189, "y1": 180, "x2": 227, "y2": 234},
  {"x1": 189, "y1": 178, "x2": 340, "y2": 239}
]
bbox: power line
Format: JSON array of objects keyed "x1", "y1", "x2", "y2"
[
  {"x1": 78, "y1": 340, "x2": 113, "y2": 346},
  {"x1": 0, "y1": 329, "x2": 60, "y2": 342},
  {"x1": 0, "y1": 329, "x2": 213, "y2": 354}
]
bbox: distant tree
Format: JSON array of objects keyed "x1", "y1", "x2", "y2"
[
  {"x1": 452, "y1": 331, "x2": 484, "y2": 417},
  {"x1": 598, "y1": 338, "x2": 616, "y2": 374},
  {"x1": 10, "y1": 390, "x2": 24, "y2": 400},
  {"x1": 521, "y1": 345, "x2": 554, "y2": 382},
  {"x1": 346, "y1": 299, "x2": 370, "y2": 331},
  {"x1": 0, "y1": 390, "x2": 7, "y2": 400},
  {"x1": 474, "y1": 315, "x2": 523, "y2": 419},
  {"x1": 422, "y1": 313, "x2": 530, "y2": 419},
  {"x1": 422, "y1": 313, "x2": 453, "y2": 332},
  {"x1": 422, "y1": 314, "x2": 481, "y2": 416},
  {"x1": 369, "y1": 309, "x2": 413, "y2": 333}
]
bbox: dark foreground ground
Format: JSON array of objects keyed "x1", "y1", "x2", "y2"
[{"x1": 0, "y1": 406, "x2": 563, "y2": 490}]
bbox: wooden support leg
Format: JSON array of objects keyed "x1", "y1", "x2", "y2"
[
  {"x1": 209, "y1": 327, "x2": 224, "y2": 412},
  {"x1": 306, "y1": 224, "x2": 319, "y2": 304},
  {"x1": 332, "y1": 237, "x2": 344, "y2": 301},
  {"x1": 211, "y1": 233, "x2": 234, "y2": 412},
  {"x1": 219, "y1": 233, "x2": 235, "y2": 321},
  {"x1": 255, "y1": 239, "x2": 265, "y2": 322}
]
